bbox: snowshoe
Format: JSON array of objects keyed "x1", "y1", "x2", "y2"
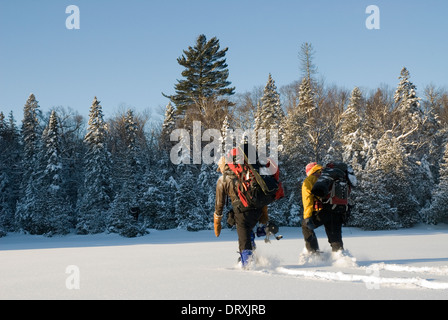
[
  {"x1": 298, "y1": 248, "x2": 330, "y2": 266},
  {"x1": 331, "y1": 249, "x2": 358, "y2": 268},
  {"x1": 256, "y1": 222, "x2": 283, "y2": 243}
]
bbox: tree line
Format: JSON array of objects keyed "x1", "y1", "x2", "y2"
[{"x1": 1, "y1": 35, "x2": 448, "y2": 237}]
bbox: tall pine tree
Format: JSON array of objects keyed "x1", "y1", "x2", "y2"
[
  {"x1": 423, "y1": 140, "x2": 448, "y2": 224},
  {"x1": 16, "y1": 94, "x2": 43, "y2": 233},
  {"x1": 164, "y1": 34, "x2": 235, "y2": 117},
  {"x1": 256, "y1": 74, "x2": 285, "y2": 154},
  {"x1": 38, "y1": 110, "x2": 71, "y2": 235},
  {"x1": 107, "y1": 110, "x2": 147, "y2": 237},
  {"x1": 76, "y1": 97, "x2": 113, "y2": 234},
  {"x1": 0, "y1": 112, "x2": 21, "y2": 234}
]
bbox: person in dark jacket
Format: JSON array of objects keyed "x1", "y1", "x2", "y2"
[{"x1": 213, "y1": 148, "x2": 268, "y2": 268}]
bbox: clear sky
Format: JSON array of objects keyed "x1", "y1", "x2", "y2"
[{"x1": 1, "y1": 0, "x2": 447, "y2": 122}]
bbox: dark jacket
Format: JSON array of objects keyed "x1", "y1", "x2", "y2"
[
  {"x1": 214, "y1": 169, "x2": 263, "y2": 252},
  {"x1": 214, "y1": 170, "x2": 239, "y2": 216}
]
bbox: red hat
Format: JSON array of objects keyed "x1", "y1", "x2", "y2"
[{"x1": 305, "y1": 162, "x2": 317, "y2": 176}]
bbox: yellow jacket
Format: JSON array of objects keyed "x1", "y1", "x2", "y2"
[{"x1": 302, "y1": 164, "x2": 323, "y2": 219}]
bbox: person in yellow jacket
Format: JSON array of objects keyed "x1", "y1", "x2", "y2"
[{"x1": 301, "y1": 162, "x2": 344, "y2": 253}]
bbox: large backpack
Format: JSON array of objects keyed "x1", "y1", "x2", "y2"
[
  {"x1": 311, "y1": 162, "x2": 356, "y2": 211},
  {"x1": 225, "y1": 144, "x2": 284, "y2": 211}
]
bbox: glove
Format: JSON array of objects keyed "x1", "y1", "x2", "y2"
[
  {"x1": 214, "y1": 212, "x2": 223, "y2": 237},
  {"x1": 303, "y1": 218, "x2": 315, "y2": 231}
]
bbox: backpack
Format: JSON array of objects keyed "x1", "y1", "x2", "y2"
[
  {"x1": 225, "y1": 144, "x2": 284, "y2": 211},
  {"x1": 311, "y1": 162, "x2": 356, "y2": 211}
]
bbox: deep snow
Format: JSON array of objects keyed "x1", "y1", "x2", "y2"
[{"x1": 1, "y1": 224, "x2": 447, "y2": 300}]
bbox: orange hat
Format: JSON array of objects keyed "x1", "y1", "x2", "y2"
[{"x1": 305, "y1": 162, "x2": 317, "y2": 176}]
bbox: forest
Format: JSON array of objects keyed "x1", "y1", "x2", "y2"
[{"x1": 1, "y1": 36, "x2": 448, "y2": 237}]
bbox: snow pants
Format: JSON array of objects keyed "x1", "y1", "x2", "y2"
[
  {"x1": 234, "y1": 207, "x2": 263, "y2": 253},
  {"x1": 302, "y1": 210, "x2": 344, "y2": 252}
]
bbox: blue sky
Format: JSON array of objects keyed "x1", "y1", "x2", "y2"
[{"x1": 1, "y1": 0, "x2": 447, "y2": 122}]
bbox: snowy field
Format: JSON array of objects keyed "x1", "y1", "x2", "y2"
[{"x1": 1, "y1": 224, "x2": 448, "y2": 300}]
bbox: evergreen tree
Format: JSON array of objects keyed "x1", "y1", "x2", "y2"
[
  {"x1": 297, "y1": 77, "x2": 316, "y2": 116},
  {"x1": 0, "y1": 112, "x2": 21, "y2": 234},
  {"x1": 164, "y1": 34, "x2": 235, "y2": 116},
  {"x1": 393, "y1": 67, "x2": 423, "y2": 149},
  {"x1": 280, "y1": 78, "x2": 312, "y2": 225},
  {"x1": 15, "y1": 94, "x2": 43, "y2": 233},
  {"x1": 256, "y1": 74, "x2": 285, "y2": 153},
  {"x1": 299, "y1": 42, "x2": 318, "y2": 88},
  {"x1": 352, "y1": 131, "x2": 418, "y2": 229},
  {"x1": 393, "y1": 68, "x2": 433, "y2": 215},
  {"x1": 107, "y1": 110, "x2": 147, "y2": 237},
  {"x1": 340, "y1": 87, "x2": 363, "y2": 137},
  {"x1": 175, "y1": 166, "x2": 209, "y2": 231},
  {"x1": 21, "y1": 94, "x2": 41, "y2": 168},
  {"x1": 258, "y1": 74, "x2": 284, "y2": 130},
  {"x1": 350, "y1": 158, "x2": 401, "y2": 230},
  {"x1": 160, "y1": 102, "x2": 176, "y2": 149},
  {"x1": 423, "y1": 140, "x2": 448, "y2": 224},
  {"x1": 76, "y1": 97, "x2": 113, "y2": 234},
  {"x1": 298, "y1": 78, "x2": 332, "y2": 163},
  {"x1": 141, "y1": 168, "x2": 177, "y2": 230},
  {"x1": 38, "y1": 110, "x2": 71, "y2": 235},
  {"x1": 339, "y1": 87, "x2": 366, "y2": 167}
]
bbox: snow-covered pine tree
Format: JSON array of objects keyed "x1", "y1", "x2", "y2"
[
  {"x1": 76, "y1": 97, "x2": 113, "y2": 234},
  {"x1": 299, "y1": 77, "x2": 329, "y2": 163},
  {"x1": 422, "y1": 140, "x2": 448, "y2": 224},
  {"x1": 0, "y1": 112, "x2": 22, "y2": 234},
  {"x1": 160, "y1": 102, "x2": 176, "y2": 150},
  {"x1": 339, "y1": 87, "x2": 366, "y2": 167},
  {"x1": 38, "y1": 110, "x2": 71, "y2": 235},
  {"x1": 256, "y1": 74, "x2": 285, "y2": 152},
  {"x1": 350, "y1": 153, "x2": 401, "y2": 230},
  {"x1": 393, "y1": 67, "x2": 423, "y2": 150},
  {"x1": 363, "y1": 87, "x2": 393, "y2": 140},
  {"x1": 107, "y1": 109, "x2": 147, "y2": 237},
  {"x1": 354, "y1": 131, "x2": 419, "y2": 229},
  {"x1": 340, "y1": 87, "x2": 363, "y2": 137},
  {"x1": 141, "y1": 168, "x2": 177, "y2": 230},
  {"x1": 15, "y1": 94, "x2": 44, "y2": 233},
  {"x1": 175, "y1": 165, "x2": 207, "y2": 231},
  {"x1": 393, "y1": 68, "x2": 433, "y2": 219},
  {"x1": 140, "y1": 104, "x2": 178, "y2": 231},
  {"x1": 21, "y1": 94, "x2": 41, "y2": 170},
  {"x1": 0, "y1": 112, "x2": 7, "y2": 234},
  {"x1": 280, "y1": 77, "x2": 314, "y2": 226},
  {"x1": 297, "y1": 77, "x2": 316, "y2": 117}
]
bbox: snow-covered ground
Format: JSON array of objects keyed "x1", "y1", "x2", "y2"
[{"x1": 1, "y1": 224, "x2": 447, "y2": 300}]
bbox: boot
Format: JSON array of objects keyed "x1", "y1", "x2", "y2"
[
  {"x1": 330, "y1": 242, "x2": 344, "y2": 252},
  {"x1": 250, "y1": 231, "x2": 256, "y2": 250},
  {"x1": 240, "y1": 250, "x2": 253, "y2": 268}
]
